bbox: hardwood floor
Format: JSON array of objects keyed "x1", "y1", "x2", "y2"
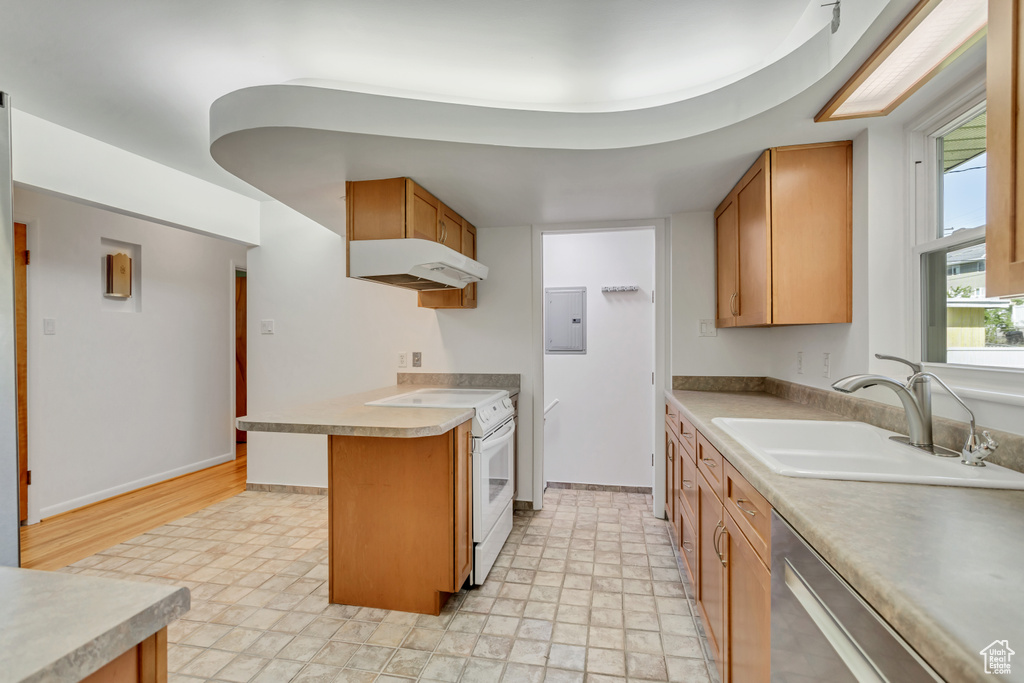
[{"x1": 20, "y1": 445, "x2": 247, "y2": 570}]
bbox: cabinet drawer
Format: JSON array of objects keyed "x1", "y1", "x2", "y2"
[
  {"x1": 696, "y1": 433, "x2": 724, "y2": 504},
  {"x1": 679, "y1": 450, "x2": 697, "y2": 522},
  {"x1": 679, "y1": 504, "x2": 698, "y2": 586},
  {"x1": 665, "y1": 402, "x2": 680, "y2": 437},
  {"x1": 678, "y1": 415, "x2": 697, "y2": 459},
  {"x1": 724, "y1": 460, "x2": 772, "y2": 568}
]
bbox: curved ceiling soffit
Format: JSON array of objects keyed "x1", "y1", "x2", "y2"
[{"x1": 210, "y1": 24, "x2": 835, "y2": 156}]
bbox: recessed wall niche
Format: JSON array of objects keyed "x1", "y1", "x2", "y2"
[{"x1": 100, "y1": 237, "x2": 142, "y2": 313}]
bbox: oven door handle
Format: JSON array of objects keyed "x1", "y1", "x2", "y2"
[{"x1": 481, "y1": 420, "x2": 516, "y2": 449}]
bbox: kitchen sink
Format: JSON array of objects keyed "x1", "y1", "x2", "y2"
[{"x1": 711, "y1": 418, "x2": 1024, "y2": 490}]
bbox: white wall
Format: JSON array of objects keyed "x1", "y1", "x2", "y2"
[
  {"x1": 543, "y1": 230, "x2": 655, "y2": 487},
  {"x1": 246, "y1": 202, "x2": 537, "y2": 499},
  {"x1": 14, "y1": 187, "x2": 247, "y2": 522},
  {"x1": 12, "y1": 110, "x2": 261, "y2": 246}
]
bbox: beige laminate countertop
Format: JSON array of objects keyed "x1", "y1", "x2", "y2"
[
  {"x1": 667, "y1": 389, "x2": 1024, "y2": 683},
  {"x1": 0, "y1": 567, "x2": 189, "y2": 683},
  {"x1": 238, "y1": 384, "x2": 517, "y2": 438}
]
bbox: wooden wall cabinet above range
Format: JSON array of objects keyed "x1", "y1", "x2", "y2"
[
  {"x1": 345, "y1": 177, "x2": 478, "y2": 309},
  {"x1": 715, "y1": 141, "x2": 852, "y2": 328}
]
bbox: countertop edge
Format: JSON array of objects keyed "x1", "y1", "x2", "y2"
[
  {"x1": 237, "y1": 410, "x2": 474, "y2": 438},
  {"x1": 664, "y1": 390, "x2": 980, "y2": 683},
  {"x1": 26, "y1": 584, "x2": 190, "y2": 683}
]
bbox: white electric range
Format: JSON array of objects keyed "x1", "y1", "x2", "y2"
[{"x1": 366, "y1": 388, "x2": 515, "y2": 585}]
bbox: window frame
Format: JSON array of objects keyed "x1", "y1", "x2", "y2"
[{"x1": 909, "y1": 79, "x2": 1024, "y2": 383}]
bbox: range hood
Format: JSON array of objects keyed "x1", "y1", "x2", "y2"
[{"x1": 349, "y1": 238, "x2": 489, "y2": 291}]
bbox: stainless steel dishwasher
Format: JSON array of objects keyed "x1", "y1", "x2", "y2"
[{"x1": 771, "y1": 512, "x2": 943, "y2": 682}]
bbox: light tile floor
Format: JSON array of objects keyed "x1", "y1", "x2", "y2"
[{"x1": 60, "y1": 488, "x2": 717, "y2": 682}]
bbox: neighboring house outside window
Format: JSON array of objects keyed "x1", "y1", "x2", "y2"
[{"x1": 918, "y1": 105, "x2": 1024, "y2": 369}]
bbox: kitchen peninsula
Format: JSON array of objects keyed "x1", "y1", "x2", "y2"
[{"x1": 238, "y1": 376, "x2": 519, "y2": 616}]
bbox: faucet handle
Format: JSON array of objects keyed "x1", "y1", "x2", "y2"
[
  {"x1": 875, "y1": 353, "x2": 922, "y2": 374},
  {"x1": 962, "y1": 430, "x2": 999, "y2": 467}
]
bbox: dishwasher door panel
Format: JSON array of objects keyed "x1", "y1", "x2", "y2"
[{"x1": 770, "y1": 512, "x2": 942, "y2": 683}]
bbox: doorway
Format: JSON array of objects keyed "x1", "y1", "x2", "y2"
[
  {"x1": 542, "y1": 228, "x2": 656, "y2": 492},
  {"x1": 14, "y1": 222, "x2": 27, "y2": 522},
  {"x1": 235, "y1": 269, "x2": 247, "y2": 445}
]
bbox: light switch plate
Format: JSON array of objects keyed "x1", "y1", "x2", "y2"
[
  {"x1": 698, "y1": 319, "x2": 718, "y2": 337},
  {"x1": 43, "y1": 318, "x2": 56, "y2": 335},
  {"x1": 412, "y1": 351, "x2": 422, "y2": 368},
  {"x1": 260, "y1": 320, "x2": 275, "y2": 335},
  {"x1": 822, "y1": 352, "x2": 831, "y2": 379}
]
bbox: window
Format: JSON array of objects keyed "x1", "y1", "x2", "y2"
[{"x1": 920, "y1": 107, "x2": 1024, "y2": 368}]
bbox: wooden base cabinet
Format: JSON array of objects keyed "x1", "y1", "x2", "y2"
[
  {"x1": 665, "y1": 405, "x2": 773, "y2": 683},
  {"x1": 697, "y1": 470, "x2": 727, "y2": 681},
  {"x1": 327, "y1": 420, "x2": 473, "y2": 615},
  {"x1": 725, "y1": 511, "x2": 771, "y2": 683},
  {"x1": 82, "y1": 628, "x2": 167, "y2": 683}
]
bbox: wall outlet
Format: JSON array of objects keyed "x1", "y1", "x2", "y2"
[
  {"x1": 822, "y1": 352, "x2": 831, "y2": 379},
  {"x1": 412, "y1": 351, "x2": 422, "y2": 368},
  {"x1": 698, "y1": 319, "x2": 717, "y2": 337},
  {"x1": 398, "y1": 352, "x2": 408, "y2": 368},
  {"x1": 796, "y1": 351, "x2": 804, "y2": 374},
  {"x1": 260, "y1": 319, "x2": 275, "y2": 335},
  {"x1": 43, "y1": 318, "x2": 56, "y2": 335}
]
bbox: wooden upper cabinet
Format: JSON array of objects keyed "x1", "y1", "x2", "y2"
[
  {"x1": 715, "y1": 141, "x2": 852, "y2": 327},
  {"x1": 346, "y1": 177, "x2": 480, "y2": 309},
  {"x1": 407, "y1": 181, "x2": 442, "y2": 241},
  {"x1": 439, "y1": 203, "x2": 464, "y2": 252},
  {"x1": 987, "y1": 0, "x2": 1024, "y2": 297},
  {"x1": 716, "y1": 198, "x2": 739, "y2": 328},
  {"x1": 736, "y1": 152, "x2": 771, "y2": 327}
]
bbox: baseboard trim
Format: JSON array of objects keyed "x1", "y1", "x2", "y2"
[
  {"x1": 546, "y1": 481, "x2": 653, "y2": 494},
  {"x1": 38, "y1": 452, "x2": 236, "y2": 519},
  {"x1": 246, "y1": 483, "x2": 328, "y2": 496}
]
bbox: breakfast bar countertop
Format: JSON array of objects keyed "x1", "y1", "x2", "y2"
[
  {"x1": 666, "y1": 388, "x2": 1024, "y2": 683},
  {"x1": 238, "y1": 383, "x2": 517, "y2": 438},
  {"x1": 0, "y1": 566, "x2": 189, "y2": 683}
]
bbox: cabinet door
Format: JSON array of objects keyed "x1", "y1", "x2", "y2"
[
  {"x1": 725, "y1": 511, "x2": 770, "y2": 683},
  {"x1": 462, "y1": 221, "x2": 478, "y2": 307},
  {"x1": 346, "y1": 178, "x2": 408, "y2": 241},
  {"x1": 736, "y1": 152, "x2": 771, "y2": 327},
  {"x1": 665, "y1": 428, "x2": 676, "y2": 524},
  {"x1": 715, "y1": 197, "x2": 739, "y2": 328},
  {"x1": 439, "y1": 204, "x2": 463, "y2": 251},
  {"x1": 987, "y1": 0, "x2": 1024, "y2": 297},
  {"x1": 697, "y1": 471, "x2": 726, "y2": 677},
  {"x1": 770, "y1": 142, "x2": 852, "y2": 324},
  {"x1": 454, "y1": 421, "x2": 473, "y2": 590},
  {"x1": 406, "y1": 180, "x2": 441, "y2": 241}
]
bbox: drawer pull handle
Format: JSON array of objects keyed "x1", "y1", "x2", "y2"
[
  {"x1": 702, "y1": 458, "x2": 717, "y2": 468},
  {"x1": 735, "y1": 499, "x2": 757, "y2": 517},
  {"x1": 682, "y1": 480, "x2": 693, "y2": 489},
  {"x1": 682, "y1": 541, "x2": 693, "y2": 553},
  {"x1": 682, "y1": 431, "x2": 693, "y2": 439},
  {"x1": 729, "y1": 292, "x2": 738, "y2": 316},
  {"x1": 668, "y1": 453, "x2": 673, "y2": 461},
  {"x1": 712, "y1": 521, "x2": 727, "y2": 567}
]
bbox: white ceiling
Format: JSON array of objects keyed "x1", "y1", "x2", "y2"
[{"x1": 1, "y1": 0, "x2": 964, "y2": 228}]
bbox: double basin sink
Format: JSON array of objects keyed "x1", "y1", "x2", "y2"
[{"x1": 712, "y1": 418, "x2": 1024, "y2": 490}]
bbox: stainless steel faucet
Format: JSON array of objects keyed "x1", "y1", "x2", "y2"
[{"x1": 831, "y1": 353, "x2": 999, "y2": 465}]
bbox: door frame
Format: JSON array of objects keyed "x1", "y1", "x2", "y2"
[
  {"x1": 530, "y1": 218, "x2": 670, "y2": 515},
  {"x1": 14, "y1": 222, "x2": 27, "y2": 522},
  {"x1": 229, "y1": 262, "x2": 246, "y2": 458}
]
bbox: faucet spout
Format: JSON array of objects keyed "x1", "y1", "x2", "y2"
[{"x1": 831, "y1": 374, "x2": 932, "y2": 448}]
